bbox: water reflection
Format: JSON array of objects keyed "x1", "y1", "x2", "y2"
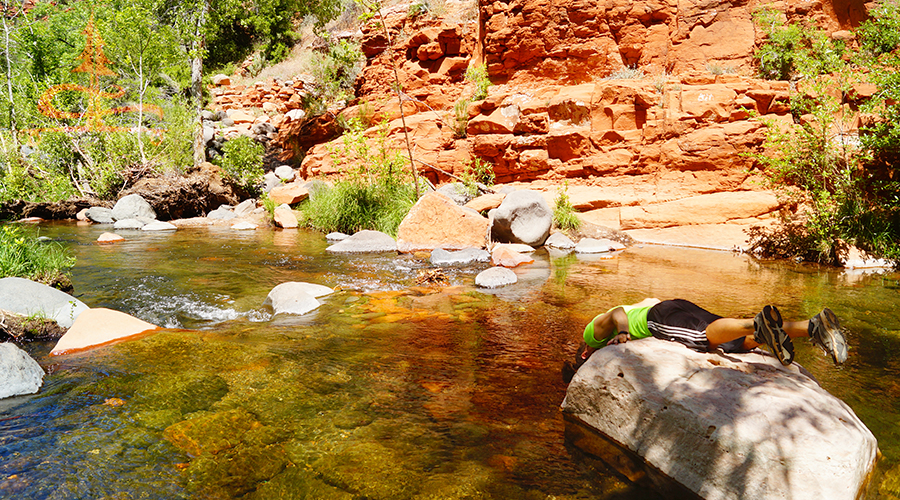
[{"x1": 1, "y1": 222, "x2": 899, "y2": 499}]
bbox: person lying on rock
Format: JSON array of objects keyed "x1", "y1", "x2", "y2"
[{"x1": 563, "y1": 298, "x2": 847, "y2": 384}]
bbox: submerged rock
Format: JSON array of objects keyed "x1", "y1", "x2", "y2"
[
  {"x1": 51, "y1": 308, "x2": 160, "y2": 355},
  {"x1": 327, "y1": 230, "x2": 397, "y2": 254},
  {"x1": 0, "y1": 277, "x2": 89, "y2": 328},
  {"x1": 562, "y1": 337, "x2": 878, "y2": 500},
  {"x1": 0, "y1": 343, "x2": 44, "y2": 399}
]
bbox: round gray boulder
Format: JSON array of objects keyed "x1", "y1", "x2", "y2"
[
  {"x1": 111, "y1": 194, "x2": 157, "y2": 221},
  {"x1": 85, "y1": 207, "x2": 114, "y2": 224},
  {"x1": 0, "y1": 343, "x2": 44, "y2": 399},
  {"x1": 0, "y1": 277, "x2": 89, "y2": 328},
  {"x1": 488, "y1": 190, "x2": 552, "y2": 247}
]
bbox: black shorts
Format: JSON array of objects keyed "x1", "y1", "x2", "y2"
[{"x1": 647, "y1": 299, "x2": 748, "y2": 353}]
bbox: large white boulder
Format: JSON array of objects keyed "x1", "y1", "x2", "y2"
[
  {"x1": 488, "y1": 190, "x2": 552, "y2": 247},
  {"x1": 0, "y1": 343, "x2": 44, "y2": 399},
  {"x1": 562, "y1": 338, "x2": 877, "y2": 500},
  {"x1": 0, "y1": 277, "x2": 89, "y2": 328}
]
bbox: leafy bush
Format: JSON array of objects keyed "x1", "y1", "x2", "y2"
[
  {"x1": 857, "y1": 0, "x2": 900, "y2": 57},
  {"x1": 0, "y1": 225, "x2": 75, "y2": 289},
  {"x1": 465, "y1": 64, "x2": 491, "y2": 100},
  {"x1": 309, "y1": 38, "x2": 364, "y2": 107},
  {"x1": 553, "y1": 183, "x2": 581, "y2": 232},
  {"x1": 753, "y1": 7, "x2": 846, "y2": 80},
  {"x1": 459, "y1": 157, "x2": 494, "y2": 197},
  {"x1": 218, "y1": 136, "x2": 265, "y2": 193},
  {"x1": 303, "y1": 121, "x2": 417, "y2": 236}
]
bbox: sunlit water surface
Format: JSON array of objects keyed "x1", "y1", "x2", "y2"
[{"x1": 1, "y1": 222, "x2": 899, "y2": 499}]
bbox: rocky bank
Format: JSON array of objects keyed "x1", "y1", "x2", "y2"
[{"x1": 204, "y1": 0, "x2": 878, "y2": 254}]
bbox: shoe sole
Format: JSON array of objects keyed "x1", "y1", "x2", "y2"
[
  {"x1": 816, "y1": 308, "x2": 848, "y2": 364},
  {"x1": 756, "y1": 305, "x2": 794, "y2": 365}
]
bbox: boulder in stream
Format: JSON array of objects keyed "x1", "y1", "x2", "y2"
[
  {"x1": 475, "y1": 266, "x2": 518, "y2": 288},
  {"x1": 111, "y1": 194, "x2": 157, "y2": 221},
  {"x1": 396, "y1": 191, "x2": 489, "y2": 253},
  {"x1": 0, "y1": 277, "x2": 89, "y2": 328},
  {"x1": 488, "y1": 190, "x2": 552, "y2": 247},
  {"x1": 562, "y1": 337, "x2": 878, "y2": 500},
  {"x1": 263, "y1": 282, "x2": 332, "y2": 315},
  {"x1": 50, "y1": 308, "x2": 160, "y2": 355},
  {"x1": 0, "y1": 342, "x2": 44, "y2": 399}
]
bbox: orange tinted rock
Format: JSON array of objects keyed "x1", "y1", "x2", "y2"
[
  {"x1": 465, "y1": 193, "x2": 506, "y2": 212},
  {"x1": 273, "y1": 207, "x2": 299, "y2": 228},
  {"x1": 269, "y1": 184, "x2": 309, "y2": 205},
  {"x1": 396, "y1": 192, "x2": 489, "y2": 252},
  {"x1": 490, "y1": 245, "x2": 534, "y2": 267},
  {"x1": 97, "y1": 232, "x2": 125, "y2": 244},
  {"x1": 51, "y1": 308, "x2": 160, "y2": 355}
]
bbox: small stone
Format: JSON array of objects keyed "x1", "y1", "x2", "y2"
[
  {"x1": 231, "y1": 221, "x2": 258, "y2": 230},
  {"x1": 274, "y1": 165, "x2": 295, "y2": 181},
  {"x1": 97, "y1": 232, "x2": 125, "y2": 244},
  {"x1": 475, "y1": 267, "x2": 518, "y2": 288},
  {"x1": 545, "y1": 232, "x2": 576, "y2": 249}
]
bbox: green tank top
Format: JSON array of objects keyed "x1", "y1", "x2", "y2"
[{"x1": 583, "y1": 304, "x2": 653, "y2": 348}]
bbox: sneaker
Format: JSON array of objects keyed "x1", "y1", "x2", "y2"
[
  {"x1": 754, "y1": 305, "x2": 794, "y2": 365},
  {"x1": 809, "y1": 308, "x2": 848, "y2": 365}
]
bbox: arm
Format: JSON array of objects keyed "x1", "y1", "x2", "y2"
[{"x1": 589, "y1": 307, "x2": 631, "y2": 346}]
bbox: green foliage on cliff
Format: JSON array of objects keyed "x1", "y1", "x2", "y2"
[
  {"x1": 217, "y1": 136, "x2": 265, "y2": 193},
  {"x1": 302, "y1": 121, "x2": 416, "y2": 236},
  {"x1": 749, "y1": 5, "x2": 900, "y2": 265},
  {"x1": 752, "y1": 7, "x2": 846, "y2": 80}
]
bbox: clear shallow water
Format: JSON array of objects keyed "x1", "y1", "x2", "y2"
[{"x1": 2, "y1": 222, "x2": 900, "y2": 499}]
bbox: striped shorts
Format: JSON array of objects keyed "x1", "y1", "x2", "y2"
[{"x1": 647, "y1": 299, "x2": 747, "y2": 353}]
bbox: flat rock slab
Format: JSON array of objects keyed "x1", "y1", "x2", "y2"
[
  {"x1": 562, "y1": 337, "x2": 877, "y2": 500},
  {"x1": 575, "y1": 237, "x2": 626, "y2": 253},
  {"x1": 141, "y1": 221, "x2": 177, "y2": 231},
  {"x1": 51, "y1": 308, "x2": 160, "y2": 355},
  {"x1": 430, "y1": 248, "x2": 491, "y2": 266},
  {"x1": 0, "y1": 342, "x2": 44, "y2": 399},
  {"x1": 0, "y1": 277, "x2": 89, "y2": 328},
  {"x1": 327, "y1": 230, "x2": 397, "y2": 254}
]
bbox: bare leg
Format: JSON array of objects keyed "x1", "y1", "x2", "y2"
[{"x1": 706, "y1": 318, "x2": 810, "y2": 349}]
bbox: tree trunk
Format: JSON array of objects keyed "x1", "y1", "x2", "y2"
[{"x1": 190, "y1": 2, "x2": 208, "y2": 168}]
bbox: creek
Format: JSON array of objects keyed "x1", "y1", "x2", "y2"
[{"x1": 2, "y1": 222, "x2": 900, "y2": 499}]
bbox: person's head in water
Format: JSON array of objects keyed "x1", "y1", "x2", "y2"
[{"x1": 562, "y1": 342, "x2": 590, "y2": 384}]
